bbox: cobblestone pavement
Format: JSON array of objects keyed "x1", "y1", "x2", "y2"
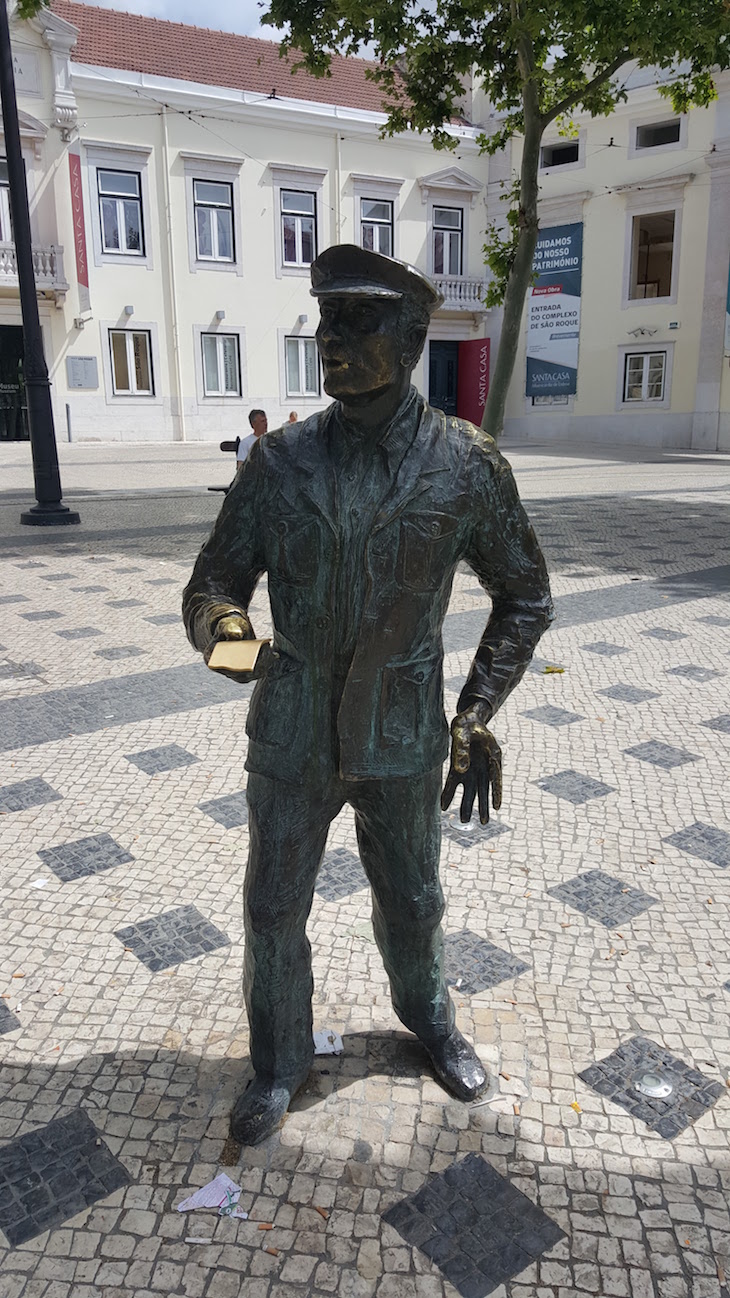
[{"x1": 1, "y1": 443, "x2": 730, "y2": 1298}]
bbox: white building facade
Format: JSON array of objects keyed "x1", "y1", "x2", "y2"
[
  {"x1": 2, "y1": 0, "x2": 729, "y2": 452},
  {"x1": 1, "y1": 0, "x2": 490, "y2": 445},
  {"x1": 488, "y1": 68, "x2": 730, "y2": 451}
]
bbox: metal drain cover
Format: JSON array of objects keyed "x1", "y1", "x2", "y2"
[{"x1": 634, "y1": 1072, "x2": 674, "y2": 1099}]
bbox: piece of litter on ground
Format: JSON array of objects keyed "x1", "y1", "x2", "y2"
[
  {"x1": 29, "y1": 878, "x2": 48, "y2": 889},
  {"x1": 313, "y1": 1205, "x2": 329, "y2": 1220},
  {"x1": 185, "y1": 1236, "x2": 213, "y2": 1245},
  {"x1": 176, "y1": 1173, "x2": 242, "y2": 1214},
  {"x1": 570, "y1": 1101, "x2": 581, "y2": 1113},
  {"x1": 258, "y1": 1222, "x2": 274, "y2": 1230},
  {"x1": 228, "y1": 1204, "x2": 249, "y2": 1219},
  {"x1": 265, "y1": 1247, "x2": 279, "y2": 1256},
  {"x1": 543, "y1": 665, "x2": 565, "y2": 674},
  {"x1": 313, "y1": 1028, "x2": 343, "y2": 1056}
]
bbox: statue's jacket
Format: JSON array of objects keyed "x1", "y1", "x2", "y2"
[{"x1": 183, "y1": 400, "x2": 554, "y2": 784}]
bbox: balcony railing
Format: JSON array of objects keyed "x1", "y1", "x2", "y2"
[
  {"x1": 434, "y1": 275, "x2": 488, "y2": 313},
  {"x1": 0, "y1": 241, "x2": 69, "y2": 296}
]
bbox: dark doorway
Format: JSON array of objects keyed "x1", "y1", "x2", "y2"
[
  {"x1": 429, "y1": 340, "x2": 458, "y2": 415},
  {"x1": 0, "y1": 325, "x2": 29, "y2": 440}
]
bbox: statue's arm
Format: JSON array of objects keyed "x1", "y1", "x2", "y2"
[
  {"x1": 182, "y1": 442, "x2": 266, "y2": 657},
  {"x1": 459, "y1": 443, "x2": 554, "y2": 724}
]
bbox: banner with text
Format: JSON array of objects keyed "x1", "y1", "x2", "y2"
[
  {"x1": 526, "y1": 222, "x2": 583, "y2": 397},
  {"x1": 457, "y1": 337, "x2": 490, "y2": 427},
  {"x1": 68, "y1": 147, "x2": 90, "y2": 315}
]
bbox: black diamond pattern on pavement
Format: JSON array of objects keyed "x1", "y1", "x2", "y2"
[
  {"x1": 0, "y1": 594, "x2": 28, "y2": 605},
  {"x1": 522, "y1": 705, "x2": 584, "y2": 727},
  {"x1": 70, "y1": 585, "x2": 109, "y2": 594},
  {"x1": 666, "y1": 665, "x2": 723, "y2": 683},
  {"x1": 548, "y1": 870, "x2": 658, "y2": 927},
  {"x1": 624, "y1": 740, "x2": 700, "y2": 769},
  {"x1": 581, "y1": 641, "x2": 628, "y2": 656},
  {"x1": 114, "y1": 904, "x2": 230, "y2": 972},
  {"x1": 382, "y1": 1152, "x2": 565, "y2": 1298},
  {"x1": 702, "y1": 715, "x2": 730, "y2": 734},
  {"x1": 0, "y1": 1003, "x2": 21, "y2": 1035},
  {"x1": 640, "y1": 627, "x2": 686, "y2": 641},
  {"x1": 54, "y1": 627, "x2": 103, "y2": 640},
  {"x1": 198, "y1": 791, "x2": 248, "y2": 828},
  {"x1": 445, "y1": 931, "x2": 529, "y2": 994},
  {"x1": 315, "y1": 848, "x2": 367, "y2": 901},
  {"x1": 0, "y1": 1108, "x2": 130, "y2": 1246},
  {"x1": 534, "y1": 769, "x2": 615, "y2": 804},
  {"x1": 38, "y1": 833, "x2": 134, "y2": 883},
  {"x1": 94, "y1": 646, "x2": 147, "y2": 661},
  {"x1": 443, "y1": 815, "x2": 512, "y2": 849},
  {"x1": 663, "y1": 822, "x2": 730, "y2": 869},
  {"x1": 105, "y1": 599, "x2": 146, "y2": 609},
  {"x1": 144, "y1": 614, "x2": 180, "y2": 626},
  {"x1": 126, "y1": 744, "x2": 199, "y2": 775},
  {"x1": 0, "y1": 660, "x2": 44, "y2": 682},
  {"x1": 696, "y1": 614, "x2": 730, "y2": 627},
  {"x1": 597, "y1": 684, "x2": 659, "y2": 704},
  {"x1": 19, "y1": 610, "x2": 63, "y2": 621},
  {"x1": 40, "y1": 573, "x2": 75, "y2": 582},
  {"x1": 579, "y1": 1036, "x2": 725, "y2": 1139},
  {"x1": 0, "y1": 778, "x2": 61, "y2": 814}
]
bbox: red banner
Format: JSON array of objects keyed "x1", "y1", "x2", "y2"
[
  {"x1": 457, "y1": 338, "x2": 490, "y2": 427},
  {"x1": 68, "y1": 148, "x2": 90, "y2": 311}
]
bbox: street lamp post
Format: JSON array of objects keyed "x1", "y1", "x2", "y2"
[{"x1": 0, "y1": 0, "x2": 79, "y2": 526}]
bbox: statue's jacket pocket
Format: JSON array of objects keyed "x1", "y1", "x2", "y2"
[
  {"x1": 246, "y1": 654, "x2": 305, "y2": 748},
  {"x1": 379, "y1": 656, "x2": 442, "y2": 749},
  {"x1": 397, "y1": 511, "x2": 459, "y2": 592},
  {"x1": 268, "y1": 514, "x2": 320, "y2": 586}
]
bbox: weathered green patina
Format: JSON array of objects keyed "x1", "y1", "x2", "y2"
[{"x1": 183, "y1": 245, "x2": 553, "y2": 1145}]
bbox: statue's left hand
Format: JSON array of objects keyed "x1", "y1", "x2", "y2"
[{"x1": 441, "y1": 705, "x2": 503, "y2": 825}]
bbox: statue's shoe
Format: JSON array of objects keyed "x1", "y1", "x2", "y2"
[
  {"x1": 424, "y1": 1028, "x2": 490, "y2": 1102},
  {"x1": 230, "y1": 1073, "x2": 307, "y2": 1146}
]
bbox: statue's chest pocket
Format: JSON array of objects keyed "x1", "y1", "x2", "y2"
[
  {"x1": 398, "y1": 512, "x2": 458, "y2": 591},
  {"x1": 270, "y1": 516, "x2": 320, "y2": 585}
]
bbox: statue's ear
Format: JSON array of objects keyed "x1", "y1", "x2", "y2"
[{"x1": 401, "y1": 326, "x2": 427, "y2": 369}]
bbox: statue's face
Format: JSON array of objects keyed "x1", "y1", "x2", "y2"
[{"x1": 316, "y1": 296, "x2": 405, "y2": 400}]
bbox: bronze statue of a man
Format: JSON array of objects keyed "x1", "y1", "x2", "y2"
[{"x1": 183, "y1": 246, "x2": 553, "y2": 1145}]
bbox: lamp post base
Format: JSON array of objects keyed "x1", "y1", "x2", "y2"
[{"x1": 20, "y1": 504, "x2": 81, "y2": 526}]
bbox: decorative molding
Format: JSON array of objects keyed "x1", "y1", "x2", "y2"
[
  {"x1": 418, "y1": 166, "x2": 483, "y2": 208},
  {"x1": 82, "y1": 138, "x2": 153, "y2": 156},
  {"x1": 349, "y1": 172, "x2": 404, "y2": 192},
  {"x1": 537, "y1": 189, "x2": 592, "y2": 227},
  {"x1": 269, "y1": 162, "x2": 327, "y2": 187},
  {"x1": 178, "y1": 150, "x2": 243, "y2": 171},
  {"x1": 617, "y1": 173, "x2": 695, "y2": 210},
  {"x1": 2, "y1": 108, "x2": 48, "y2": 159},
  {"x1": 37, "y1": 8, "x2": 79, "y2": 138}
]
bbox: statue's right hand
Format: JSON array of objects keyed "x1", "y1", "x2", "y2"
[{"x1": 204, "y1": 611, "x2": 257, "y2": 682}]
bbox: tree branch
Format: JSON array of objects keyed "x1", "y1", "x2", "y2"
[{"x1": 541, "y1": 52, "x2": 630, "y2": 127}]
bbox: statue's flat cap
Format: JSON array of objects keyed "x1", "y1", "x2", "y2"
[{"x1": 311, "y1": 244, "x2": 443, "y2": 313}]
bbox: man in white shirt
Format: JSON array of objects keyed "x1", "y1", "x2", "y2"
[{"x1": 237, "y1": 409, "x2": 268, "y2": 466}]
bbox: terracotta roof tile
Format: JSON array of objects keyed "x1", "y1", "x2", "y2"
[{"x1": 52, "y1": 0, "x2": 398, "y2": 114}]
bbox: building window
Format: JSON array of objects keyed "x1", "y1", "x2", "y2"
[
  {"x1": 623, "y1": 351, "x2": 666, "y2": 402},
  {"x1": 0, "y1": 160, "x2": 10, "y2": 241},
  {"x1": 361, "y1": 198, "x2": 393, "y2": 256},
  {"x1": 281, "y1": 190, "x2": 316, "y2": 266},
  {"x1": 540, "y1": 141, "x2": 579, "y2": 169},
  {"x1": 629, "y1": 211, "x2": 675, "y2": 299},
  {"x1": 635, "y1": 120, "x2": 681, "y2": 150},
  {"x1": 202, "y1": 333, "x2": 241, "y2": 396},
  {"x1": 433, "y1": 206, "x2": 463, "y2": 276},
  {"x1": 194, "y1": 180, "x2": 234, "y2": 262},
  {"x1": 97, "y1": 169, "x2": 144, "y2": 255},
  {"x1": 286, "y1": 336, "x2": 319, "y2": 396},
  {"x1": 109, "y1": 329, "x2": 153, "y2": 395}
]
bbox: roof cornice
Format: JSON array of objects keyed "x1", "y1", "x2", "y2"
[{"x1": 69, "y1": 63, "x2": 482, "y2": 149}]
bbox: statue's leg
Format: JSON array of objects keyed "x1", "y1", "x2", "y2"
[
  {"x1": 231, "y1": 772, "x2": 341, "y2": 1144},
  {"x1": 352, "y1": 769, "x2": 489, "y2": 1102}
]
